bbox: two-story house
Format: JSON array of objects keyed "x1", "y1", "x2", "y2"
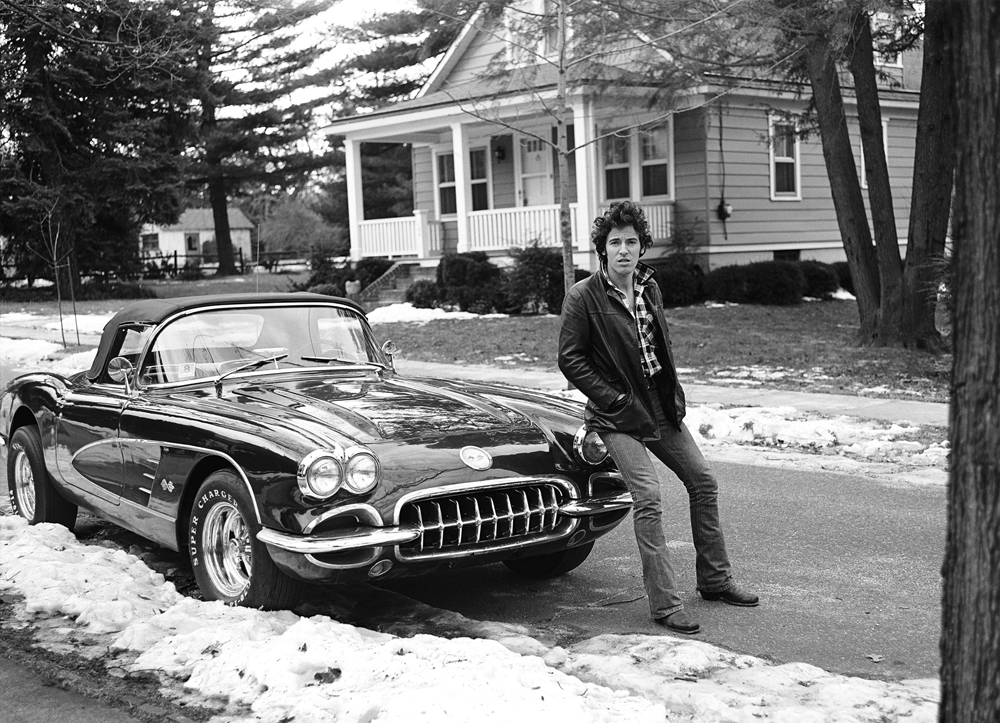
[{"x1": 323, "y1": 5, "x2": 922, "y2": 274}]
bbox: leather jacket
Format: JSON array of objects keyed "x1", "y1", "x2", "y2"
[{"x1": 558, "y1": 264, "x2": 686, "y2": 440}]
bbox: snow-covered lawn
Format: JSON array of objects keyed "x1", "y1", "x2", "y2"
[{"x1": 0, "y1": 518, "x2": 938, "y2": 723}]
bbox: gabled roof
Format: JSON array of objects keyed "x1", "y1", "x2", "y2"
[
  {"x1": 325, "y1": 61, "x2": 652, "y2": 131},
  {"x1": 160, "y1": 208, "x2": 254, "y2": 233}
]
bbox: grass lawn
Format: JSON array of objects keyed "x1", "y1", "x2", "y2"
[
  {"x1": 1, "y1": 278, "x2": 951, "y2": 403},
  {"x1": 377, "y1": 300, "x2": 951, "y2": 403}
]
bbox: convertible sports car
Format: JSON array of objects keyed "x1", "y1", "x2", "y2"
[{"x1": 1, "y1": 293, "x2": 631, "y2": 609}]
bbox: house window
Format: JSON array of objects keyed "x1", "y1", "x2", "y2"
[
  {"x1": 860, "y1": 121, "x2": 890, "y2": 189},
  {"x1": 640, "y1": 125, "x2": 670, "y2": 198},
  {"x1": 770, "y1": 119, "x2": 800, "y2": 200},
  {"x1": 141, "y1": 233, "x2": 159, "y2": 252},
  {"x1": 437, "y1": 153, "x2": 457, "y2": 215},
  {"x1": 185, "y1": 233, "x2": 200, "y2": 252},
  {"x1": 773, "y1": 249, "x2": 801, "y2": 261},
  {"x1": 872, "y1": 12, "x2": 903, "y2": 67},
  {"x1": 469, "y1": 148, "x2": 489, "y2": 211},
  {"x1": 603, "y1": 130, "x2": 630, "y2": 200}
]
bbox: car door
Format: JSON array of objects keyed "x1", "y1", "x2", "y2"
[
  {"x1": 54, "y1": 382, "x2": 128, "y2": 503},
  {"x1": 53, "y1": 323, "x2": 154, "y2": 503}
]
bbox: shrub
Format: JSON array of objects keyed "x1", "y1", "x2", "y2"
[
  {"x1": 832, "y1": 261, "x2": 854, "y2": 295},
  {"x1": 355, "y1": 257, "x2": 395, "y2": 289},
  {"x1": 647, "y1": 258, "x2": 705, "y2": 307},
  {"x1": 505, "y1": 243, "x2": 564, "y2": 314},
  {"x1": 291, "y1": 246, "x2": 355, "y2": 292},
  {"x1": 798, "y1": 261, "x2": 840, "y2": 299},
  {"x1": 436, "y1": 252, "x2": 505, "y2": 312},
  {"x1": 704, "y1": 264, "x2": 750, "y2": 303},
  {"x1": 705, "y1": 261, "x2": 805, "y2": 305},
  {"x1": 745, "y1": 261, "x2": 805, "y2": 305},
  {"x1": 406, "y1": 279, "x2": 441, "y2": 308},
  {"x1": 177, "y1": 261, "x2": 203, "y2": 280},
  {"x1": 308, "y1": 282, "x2": 346, "y2": 297}
]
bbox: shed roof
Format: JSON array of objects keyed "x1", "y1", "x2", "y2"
[{"x1": 160, "y1": 208, "x2": 254, "y2": 233}]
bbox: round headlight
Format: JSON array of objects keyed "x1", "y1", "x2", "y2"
[
  {"x1": 298, "y1": 450, "x2": 344, "y2": 499},
  {"x1": 344, "y1": 449, "x2": 380, "y2": 494},
  {"x1": 573, "y1": 425, "x2": 610, "y2": 466}
]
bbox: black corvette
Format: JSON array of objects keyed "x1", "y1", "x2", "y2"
[{"x1": 1, "y1": 293, "x2": 631, "y2": 609}]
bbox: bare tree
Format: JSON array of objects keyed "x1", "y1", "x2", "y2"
[{"x1": 939, "y1": 0, "x2": 1000, "y2": 718}]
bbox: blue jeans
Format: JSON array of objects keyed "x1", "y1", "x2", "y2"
[{"x1": 598, "y1": 384, "x2": 733, "y2": 619}]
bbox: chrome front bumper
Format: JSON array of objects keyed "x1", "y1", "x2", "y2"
[{"x1": 256, "y1": 491, "x2": 632, "y2": 555}]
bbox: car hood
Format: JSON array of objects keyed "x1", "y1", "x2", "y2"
[{"x1": 177, "y1": 372, "x2": 569, "y2": 447}]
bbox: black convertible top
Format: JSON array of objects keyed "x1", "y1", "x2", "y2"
[{"x1": 87, "y1": 292, "x2": 362, "y2": 381}]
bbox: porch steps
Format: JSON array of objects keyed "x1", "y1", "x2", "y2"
[{"x1": 360, "y1": 262, "x2": 438, "y2": 310}]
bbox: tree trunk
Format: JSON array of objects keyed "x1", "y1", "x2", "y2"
[
  {"x1": 209, "y1": 170, "x2": 238, "y2": 276},
  {"x1": 903, "y1": 0, "x2": 955, "y2": 353},
  {"x1": 804, "y1": 34, "x2": 880, "y2": 343},
  {"x1": 848, "y1": 9, "x2": 905, "y2": 345},
  {"x1": 556, "y1": 0, "x2": 575, "y2": 296},
  {"x1": 939, "y1": 0, "x2": 1000, "y2": 720},
  {"x1": 198, "y1": 1, "x2": 237, "y2": 277}
]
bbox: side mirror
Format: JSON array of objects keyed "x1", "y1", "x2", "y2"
[
  {"x1": 381, "y1": 340, "x2": 398, "y2": 371},
  {"x1": 107, "y1": 356, "x2": 136, "y2": 394}
]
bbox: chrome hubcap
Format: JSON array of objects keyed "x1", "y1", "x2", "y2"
[
  {"x1": 13, "y1": 449, "x2": 36, "y2": 519},
  {"x1": 202, "y1": 501, "x2": 251, "y2": 598}
]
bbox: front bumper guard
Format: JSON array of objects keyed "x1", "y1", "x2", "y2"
[{"x1": 257, "y1": 491, "x2": 633, "y2": 555}]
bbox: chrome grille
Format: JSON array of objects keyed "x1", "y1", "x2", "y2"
[{"x1": 397, "y1": 482, "x2": 572, "y2": 559}]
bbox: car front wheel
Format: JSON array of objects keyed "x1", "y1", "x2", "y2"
[
  {"x1": 503, "y1": 541, "x2": 595, "y2": 579},
  {"x1": 6, "y1": 426, "x2": 77, "y2": 529},
  {"x1": 189, "y1": 470, "x2": 302, "y2": 609}
]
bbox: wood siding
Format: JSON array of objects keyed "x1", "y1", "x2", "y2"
[
  {"x1": 412, "y1": 146, "x2": 435, "y2": 214},
  {"x1": 445, "y1": 28, "x2": 506, "y2": 86},
  {"x1": 491, "y1": 135, "x2": 517, "y2": 208},
  {"x1": 672, "y1": 108, "x2": 710, "y2": 246},
  {"x1": 696, "y1": 98, "x2": 918, "y2": 266}
]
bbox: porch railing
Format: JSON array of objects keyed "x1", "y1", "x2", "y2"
[
  {"x1": 355, "y1": 202, "x2": 671, "y2": 259},
  {"x1": 357, "y1": 210, "x2": 441, "y2": 258},
  {"x1": 467, "y1": 204, "x2": 579, "y2": 251}
]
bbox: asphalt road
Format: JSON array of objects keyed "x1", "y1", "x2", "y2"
[{"x1": 376, "y1": 459, "x2": 946, "y2": 682}]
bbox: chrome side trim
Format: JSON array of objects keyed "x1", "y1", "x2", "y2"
[
  {"x1": 116, "y1": 438, "x2": 261, "y2": 524},
  {"x1": 257, "y1": 524, "x2": 420, "y2": 554}
]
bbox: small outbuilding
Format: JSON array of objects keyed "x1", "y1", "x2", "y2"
[{"x1": 140, "y1": 208, "x2": 254, "y2": 268}]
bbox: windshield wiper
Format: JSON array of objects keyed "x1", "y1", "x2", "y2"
[
  {"x1": 300, "y1": 355, "x2": 388, "y2": 370},
  {"x1": 214, "y1": 353, "x2": 288, "y2": 397}
]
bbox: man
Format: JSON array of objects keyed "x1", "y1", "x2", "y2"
[{"x1": 558, "y1": 200, "x2": 758, "y2": 634}]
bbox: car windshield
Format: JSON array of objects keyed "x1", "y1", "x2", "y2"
[{"x1": 136, "y1": 304, "x2": 384, "y2": 386}]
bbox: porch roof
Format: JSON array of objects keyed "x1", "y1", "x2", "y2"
[{"x1": 323, "y1": 62, "x2": 653, "y2": 135}]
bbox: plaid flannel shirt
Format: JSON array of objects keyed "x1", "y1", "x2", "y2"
[{"x1": 601, "y1": 262, "x2": 663, "y2": 379}]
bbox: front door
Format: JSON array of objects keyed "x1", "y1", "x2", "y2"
[{"x1": 519, "y1": 137, "x2": 553, "y2": 206}]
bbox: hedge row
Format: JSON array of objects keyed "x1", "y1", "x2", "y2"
[
  {"x1": 405, "y1": 253, "x2": 851, "y2": 313},
  {"x1": 405, "y1": 249, "x2": 591, "y2": 314},
  {"x1": 704, "y1": 260, "x2": 843, "y2": 305}
]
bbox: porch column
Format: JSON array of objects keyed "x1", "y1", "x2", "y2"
[
  {"x1": 451, "y1": 122, "x2": 471, "y2": 253},
  {"x1": 344, "y1": 137, "x2": 364, "y2": 262}
]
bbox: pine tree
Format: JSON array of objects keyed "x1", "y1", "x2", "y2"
[
  {"x1": 0, "y1": 0, "x2": 196, "y2": 289},
  {"x1": 183, "y1": 0, "x2": 341, "y2": 275}
]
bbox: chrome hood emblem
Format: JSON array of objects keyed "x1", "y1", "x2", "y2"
[{"x1": 460, "y1": 446, "x2": 493, "y2": 471}]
